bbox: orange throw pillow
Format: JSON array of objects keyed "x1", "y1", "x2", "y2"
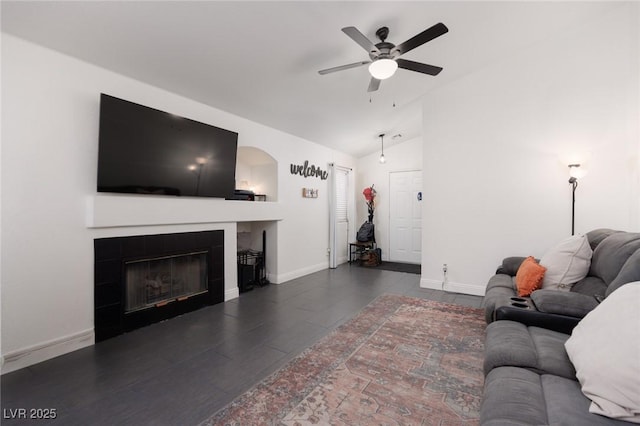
[{"x1": 515, "y1": 256, "x2": 547, "y2": 297}]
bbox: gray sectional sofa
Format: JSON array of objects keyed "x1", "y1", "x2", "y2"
[
  {"x1": 482, "y1": 229, "x2": 640, "y2": 333},
  {"x1": 480, "y1": 230, "x2": 640, "y2": 425},
  {"x1": 481, "y1": 320, "x2": 636, "y2": 425}
]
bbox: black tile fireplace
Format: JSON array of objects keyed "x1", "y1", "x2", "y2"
[{"x1": 94, "y1": 230, "x2": 224, "y2": 342}]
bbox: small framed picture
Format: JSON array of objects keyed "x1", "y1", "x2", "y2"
[{"x1": 302, "y1": 188, "x2": 318, "y2": 198}]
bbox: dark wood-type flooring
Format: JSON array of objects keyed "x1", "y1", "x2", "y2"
[{"x1": 1, "y1": 264, "x2": 483, "y2": 425}]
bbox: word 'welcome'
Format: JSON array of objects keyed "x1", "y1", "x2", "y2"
[{"x1": 290, "y1": 161, "x2": 328, "y2": 180}]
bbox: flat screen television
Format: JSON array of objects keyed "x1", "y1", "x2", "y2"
[{"x1": 97, "y1": 94, "x2": 238, "y2": 198}]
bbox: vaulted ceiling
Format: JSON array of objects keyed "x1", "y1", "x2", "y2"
[{"x1": 1, "y1": 1, "x2": 618, "y2": 157}]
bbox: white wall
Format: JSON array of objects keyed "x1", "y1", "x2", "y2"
[
  {"x1": 356, "y1": 137, "x2": 423, "y2": 261},
  {"x1": 420, "y1": 3, "x2": 640, "y2": 296},
  {"x1": 1, "y1": 35, "x2": 355, "y2": 372}
]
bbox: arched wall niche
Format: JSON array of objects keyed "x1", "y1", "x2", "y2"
[
  {"x1": 236, "y1": 146, "x2": 278, "y2": 201},
  {"x1": 235, "y1": 146, "x2": 279, "y2": 285}
]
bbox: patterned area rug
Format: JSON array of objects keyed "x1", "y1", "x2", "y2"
[{"x1": 201, "y1": 294, "x2": 485, "y2": 426}]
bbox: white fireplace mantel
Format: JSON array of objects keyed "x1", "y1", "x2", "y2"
[{"x1": 86, "y1": 194, "x2": 284, "y2": 228}]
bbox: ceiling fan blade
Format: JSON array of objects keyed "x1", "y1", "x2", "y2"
[
  {"x1": 318, "y1": 60, "x2": 371, "y2": 75},
  {"x1": 342, "y1": 27, "x2": 380, "y2": 55},
  {"x1": 367, "y1": 77, "x2": 381, "y2": 92},
  {"x1": 393, "y1": 22, "x2": 448, "y2": 56},
  {"x1": 397, "y1": 59, "x2": 443, "y2": 76}
]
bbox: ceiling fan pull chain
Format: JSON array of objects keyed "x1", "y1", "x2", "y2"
[{"x1": 392, "y1": 80, "x2": 396, "y2": 107}]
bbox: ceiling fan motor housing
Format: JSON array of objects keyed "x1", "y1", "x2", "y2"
[
  {"x1": 371, "y1": 27, "x2": 398, "y2": 60},
  {"x1": 371, "y1": 42, "x2": 397, "y2": 60}
]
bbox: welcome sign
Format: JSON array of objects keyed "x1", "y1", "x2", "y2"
[{"x1": 290, "y1": 160, "x2": 328, "y2": 180}]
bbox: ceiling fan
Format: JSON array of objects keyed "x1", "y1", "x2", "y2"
[{"x1": 318, "y1": 23, "x2": 448, "y2": 92}]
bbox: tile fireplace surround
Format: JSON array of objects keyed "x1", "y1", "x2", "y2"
[{"x1": 94, "y1": 230, "x2": 225, "y2": 341}]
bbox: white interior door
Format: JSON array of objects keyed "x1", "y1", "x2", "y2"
[
  {"x1": 389, "y1": 171, "x2": 422, "y2": 263},
  {"x1": 329, "y1": 165, "x2": 351, "y2": 268}
]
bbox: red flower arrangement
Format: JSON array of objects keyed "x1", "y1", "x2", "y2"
[{"x1": 363, "y1": 185, "x2": 376, "y2": 222}]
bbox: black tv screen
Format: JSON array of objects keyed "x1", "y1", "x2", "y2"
[{"x1": 97, "y1": 94, "x2": 238, "y2": 198}]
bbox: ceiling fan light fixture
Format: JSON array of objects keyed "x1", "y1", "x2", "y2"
[{"x1": 368, "y1": 58, "x2": 398, "y2": 80}]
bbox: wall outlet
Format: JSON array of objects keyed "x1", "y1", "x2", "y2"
[{"x1": 442, "y1": 263, "x2": 448, "y2": 291}]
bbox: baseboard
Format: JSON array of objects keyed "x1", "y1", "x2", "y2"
[
  {"x1": 2, "y1": 328, "x2": 95, "y2": 375},
  {"x1": 225, "y1": 287, "x2": 240, "y2": 301},
  {"x1": 273, "y1": 261, "x2": 328, "y2": 284},
  {"x1": 420, "y1": 278, "x2": 486, "y2": 296}
]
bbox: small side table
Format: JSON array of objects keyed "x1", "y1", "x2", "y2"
[{"x1": 349, "y1": 241, "x2": 376, "y2": 263}]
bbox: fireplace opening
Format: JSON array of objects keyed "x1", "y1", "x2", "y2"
[
  {"x1": 125, "y1": 251, "x2": 208, "y2": 314},
  {"x1": 94, "y1": 230, "x2": 224, "y2": 342}
]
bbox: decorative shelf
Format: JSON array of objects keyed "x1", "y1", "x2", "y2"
[{"x1": 86, "y1": 194, "x2": 284, "y2": 229}]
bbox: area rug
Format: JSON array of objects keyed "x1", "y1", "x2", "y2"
[{"x1": 202, "y1": 294, "x2": 485, "y2": 426}]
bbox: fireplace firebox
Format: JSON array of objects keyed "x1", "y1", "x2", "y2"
[
  {"x1": 124, "y1": 251, "x2": 209, "y2": 313},
  {"x1": 94, "y1": 230, "x2": 224, "y2": 342}
]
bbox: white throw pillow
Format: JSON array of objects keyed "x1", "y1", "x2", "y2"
[
  {"x1": 540, "y1": 234, "x2": 592, "y2": 291},
  {"x1": 565, "y1": 282, "x2": 640, "y2": 423}
]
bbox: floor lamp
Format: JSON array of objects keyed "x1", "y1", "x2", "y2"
[{"x1": 568, "y1": 164, "x2": 581, "y2": 236}]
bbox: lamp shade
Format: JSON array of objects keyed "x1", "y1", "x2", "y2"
[
  {"x1": 568, "y1": 164, "x2": 587, "y2": 179},
  {"x1": 369, "y1": 59, "x2": 398, "y2": 80}
]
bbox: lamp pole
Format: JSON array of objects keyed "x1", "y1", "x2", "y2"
[
  {"x1": 569, "y1": 177, "x2": 577, "y2": 236},
  {"x1": 568, "y1": 163, "x2": 580, "y2": 236}
]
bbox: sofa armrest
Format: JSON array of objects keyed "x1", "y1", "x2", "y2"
[
  {"x1": 530, "y1": 290, "x2": 600, "y2": 318},
  {"x1": 496, "y1": 256, "x2": 528, "y2": 276},
  {"x1": 494, "y1": 304, "x2": 582, "y2": 334}
]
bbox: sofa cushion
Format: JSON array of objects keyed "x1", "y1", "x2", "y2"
[
  {"x1": 484, "y1": 321, "x2": 575, "y2": 379},
  {"x1": 481, "y1": 367, "x2": 632, "y2": 425},
  {"x1": 484, "y1": 321, "x2": 537, "y2": 375},
  {"x1": 516, "y1": 257, "x2": 546, "y2": 297},
  {"x1": 571, "y1": 275, "x2": 609, "y2": 297},
  {"x1": 542, "y1": 374, "x2": 632, "y2": 425},
  {"x1": 606, "y1": 250, "x2": 640, "y2": 297},
  {"x1": 529, "y1": 327, "x2": 576, "y2": 379},
  {"x1": 540, "y1": 234, "x2": 592, "y2": 291},
  {"x1": 586, "y1": 228, "x2": 623, "y2": 251},
  {"x1": 481, "y1": 367, "x2": 548, "y2": 426},
  {"x1": 565, "y1": 283, "x2": 640, "y2": 423},
  {"x1": 589, "y1": 232, "x2": 640, "y2": 285}
]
